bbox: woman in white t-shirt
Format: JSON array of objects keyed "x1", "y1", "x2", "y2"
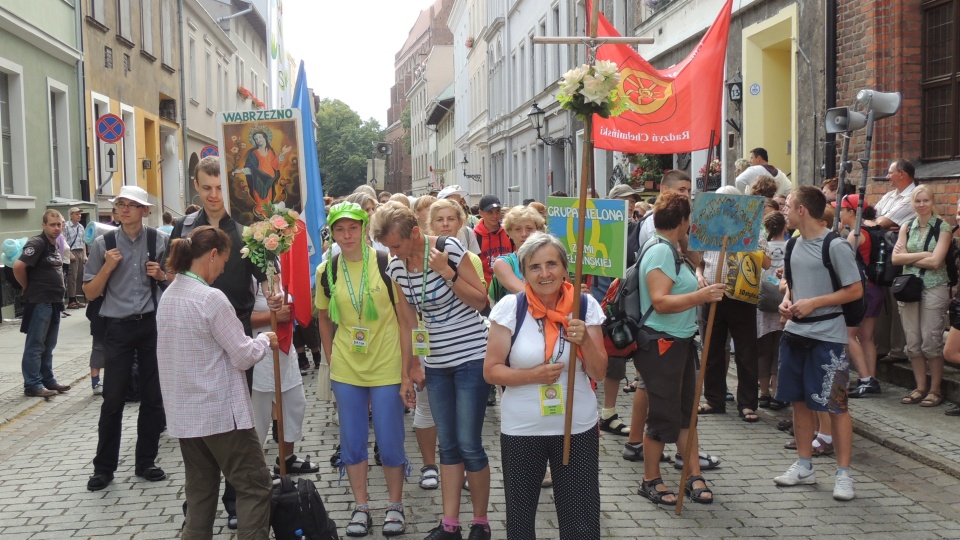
[{"x1": 484, "y1": 232, "x2": 607, "y2": 540}]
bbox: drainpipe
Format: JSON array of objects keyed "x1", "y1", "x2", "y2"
[
  {"x1": 824, "y1": 0, "x2": 838, "y2": 179},
  {"x1": 216, "y1": 0, "x2": 254, "y2": 31},
  {"x1": 75, "y1": 0, "x2": 90, "y2": 207},
  {"x1": 177, "y1": 0, "x2": 189, "y2": 206}
]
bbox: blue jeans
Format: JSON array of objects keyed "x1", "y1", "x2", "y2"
[
  {"x1": 21, "y1": 302, "x2": 60, "y2": 391},
  {"x1": 331, "y1": 382, "x2": 406, "y2": 467},
  {"x1": 425, "y1": 359, "x2": 489, "y2": 472}
]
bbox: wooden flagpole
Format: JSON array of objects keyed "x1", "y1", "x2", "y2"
[
  {"x1": 270, "y1": 272, "x2": 287, "y2": 477},
  {"x1": 675, "y1": 235, "x2": 726, "y2": 514}
]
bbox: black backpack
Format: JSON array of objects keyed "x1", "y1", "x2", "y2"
[
  {"x1": 859, "y1": 225, "x2": 899, "y2": 286},
  {"x1": 785, "y1": 231, "x2": 867, "y2": 328},
  {"x1": 271, "y1": 476, "x2": 339, "y2": 540},
  {"x1": 602, "y1": 237, "x2": 682, "y2": 350}
]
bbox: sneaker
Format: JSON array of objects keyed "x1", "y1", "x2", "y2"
[
  {"x1": 467, "y1": 523, "x2": 491, "y2": 540},
  {"x1": 92, "y1": 382, "x2": 103, "y2": 396},
  {"x1": 774, "y1": 461, "x2": 817, "y2": 486},
  {"x1": 541, "y1": 466, "x2": 553, "y2": 488},
  {"x1": 833, "y1": 473, "x2": 855, "y2": 501},
  {"x1": 424, "y1": 522, "x2": 463, "y2": 540},
  {"x1": 487, "y1": 386, "x2": 497, "y2": 406},
  {"x1": 849, "y1": 377, "x2": 881, "y2": 398}
]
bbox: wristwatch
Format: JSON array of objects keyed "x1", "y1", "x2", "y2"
[{"x1": 444, "y1": 271, "x2": 459, "y2": 288}]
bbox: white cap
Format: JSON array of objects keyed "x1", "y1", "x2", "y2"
[
  {"x1": 437, "y1": 185, "x2": 468, "y2": 200},
  {"x1": 109, "y1": 185, "x2": 153, "y2": 207}
]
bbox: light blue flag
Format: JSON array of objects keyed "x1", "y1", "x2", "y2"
[{"x1": 292, "y1": 61, "x2": 326, "y2": 285}]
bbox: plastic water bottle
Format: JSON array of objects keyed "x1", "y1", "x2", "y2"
[{"x1": 875, "y1": 241, "x2": 886, "y2": 279}]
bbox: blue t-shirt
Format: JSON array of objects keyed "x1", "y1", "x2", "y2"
[{"x1": 638, "y1": 236, "x2": 698, "y2": 338}]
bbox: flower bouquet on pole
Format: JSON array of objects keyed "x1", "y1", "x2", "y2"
[
  {"x1": 239, "y1": 201, "x2": 302, "y2": 476},
  {"x1": 557, "y1": 60, "x2": 624, "y2": 120}
]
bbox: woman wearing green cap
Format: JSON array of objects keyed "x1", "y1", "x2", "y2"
[{"x1": 315, "y1": 202, "x2": 417, "y2": 537}]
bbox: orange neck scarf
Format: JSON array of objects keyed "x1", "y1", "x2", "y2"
[{"x1": 524, "y1": 281, "x2": 581, "y2": 364}]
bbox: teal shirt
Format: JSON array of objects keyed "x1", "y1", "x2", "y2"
[
  {"x1": 638, "y1": 236, "x2": 698, "y2": 338},
  {"x1": 903, "y1": 218, "x2": 952, "y2": 289}
]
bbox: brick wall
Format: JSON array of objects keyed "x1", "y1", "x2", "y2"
[{"x1": 836, "y1": 2, "x2": 960, "y2": 226}]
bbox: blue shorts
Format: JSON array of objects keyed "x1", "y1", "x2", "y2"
[
  {"x1": 775, "y1": 332, "x2": 850, "y2": 414},
  {"x1": 331, "y1": 382, "x2": 407, "y2": 467}
]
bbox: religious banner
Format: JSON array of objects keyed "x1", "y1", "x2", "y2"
[
  {"x1": 546, "y1": 196, "x2": 629, "y2": 278},
  {"x1": 218, "y1": 108, "x2": 306, "y2": 225},
  {"x1": 688, "y1": 192, "x2": 765, "y2": 253},
  {"x1": 588, "y1": 0, "x2": 733, "y2": 154}
]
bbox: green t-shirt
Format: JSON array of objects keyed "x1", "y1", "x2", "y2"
[
  {"x1": 902, "y1": 218, "x2": 952, "y2": 289},
  {"x1": 638, "y1": 237, "x2": 698, "y2": 338},
  {"x1": 314, "y1": 250, "x2": 402, "y2": 387}
]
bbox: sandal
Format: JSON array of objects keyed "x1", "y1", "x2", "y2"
[
  {"x1": 67, "y1": 302, "x2": 80, "y2": 309},
  {"x1": 275, "y1": 454, "x2": 320, "y2": 475},
  {"x1": 673, "y1": 451, "x2": 721, "y2": 470},
  {"x1": 758, "y1": 395, "x2": 772, "y2": 409},
  {"x1": 684, "y1": 474, "x2": 714, "y2": 504},
  {"x1": 419, "y1": 465, "x2": 439, "y2": 490},
  {"x1": 739, "y1": 409, "x2": 760, "y2": 423},
  {"x1": 901, "y1": 389, "x2": 928, "y2": 404},
  {"x1": 639, "y1": 477, "x2": 677, "y2": 506},
  {"x1": 920, "y1": 391, "x2": 943, "y2": 407},
  {"x1": 812, "y1": 436, "x2": 835, "y2": 457},
  {"x1": 697, "y1": 403, "x2": 725, "y2": 415},
  {"x1": 769, "y1": 399, "x2": 790, "y2": 411},
  {"x1": 777, "y1": 419, "x2": 794, "y2": 432},
  {"x1": 599, "y1": 413, "x2": 630, "y2": 435},
  {"x1": 345, "y1": 507, "x2": 372, "y2": 537},
  {"x1": 382, "y1": 504, "x2": 406, "y2": 537},
  {"x1": 623, "y1": 377, "x2": 640, "y2": 393},
  {"x1": 784, "y1": 438, "x2": 797, "y2": 450}
]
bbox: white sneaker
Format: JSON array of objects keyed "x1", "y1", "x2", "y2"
[
  {"x1": 774, "y1": 461, "x2": 817, "y2": 486},
  {"x1": 92, "y1": 383, "x2": 103, "y2": 396},
  {"x1": 833, "y1": 473, "x2": 855, "y2": 501}
]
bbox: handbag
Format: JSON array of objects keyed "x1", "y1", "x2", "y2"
[
  {"x1": 892, "y1": 274, "x2": 923, "y2": 302},
  {"x1": 316, "y1": 359, "x2": 332, "y2": 402}
]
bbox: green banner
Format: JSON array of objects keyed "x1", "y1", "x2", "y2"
[{"x1": 546, "y1": 197, "x2": 629, "y2": 279}]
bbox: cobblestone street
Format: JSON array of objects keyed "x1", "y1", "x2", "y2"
[{"x1": 2, "y1": 316, "x2": 960, "y2": 539}]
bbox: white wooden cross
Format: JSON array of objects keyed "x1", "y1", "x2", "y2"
[{"x1": 531, "y1": 3, "x2": 652, "y2": 461}]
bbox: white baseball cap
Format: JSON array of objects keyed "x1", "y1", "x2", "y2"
[{"x1": 437, "y1": 185, "x2": 468, "y2": 200}]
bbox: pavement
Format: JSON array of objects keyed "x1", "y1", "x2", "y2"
[{"x1": 1, "y1": 313, "x2": 960, "y2": 538}]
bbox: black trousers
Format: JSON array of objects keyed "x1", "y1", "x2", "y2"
[
  {"x1": 93, "y1": 316, "x2": 164, "y2": 474},
  {"x1": 223, "y1": 313, "x2": 254, "y2": 513},
  {"x1": 501, "y1": 427, "x2": 600, "y2": 540},
  {"x1": 702, "y1": 297, "x2": 759, "y2": 412}
]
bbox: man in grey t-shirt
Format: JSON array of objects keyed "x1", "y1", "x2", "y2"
[{"x1": 774, "y1": 186, "x2": 863, "y2": 502}]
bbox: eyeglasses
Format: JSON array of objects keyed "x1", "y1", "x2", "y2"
[{"x1": 115, "y1": 202, "x2": 144, "y2": 210}]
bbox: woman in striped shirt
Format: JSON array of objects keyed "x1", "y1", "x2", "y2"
[{"x1": 371, "y1": 202, "x2": 492, "y2": 540}]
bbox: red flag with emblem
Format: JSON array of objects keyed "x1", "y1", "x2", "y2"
[{"x1": 589, "y1": 0, "x2": 732, "y2": 154}]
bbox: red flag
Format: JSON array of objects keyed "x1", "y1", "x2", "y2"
[
  {"x1": 589, "y1": 0, "x2": 732, "y2": 154},
  {"x1": 280, "y1": 219, "x2": 313, "y2": 329}
]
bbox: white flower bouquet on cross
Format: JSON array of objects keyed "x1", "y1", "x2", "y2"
[{"x1": 557, "y1": 60, "x2": 623, "y2": 120}]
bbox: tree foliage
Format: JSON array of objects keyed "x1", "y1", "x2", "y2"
[
  {"x1": 400, "y1": 105, "x2": 411, "y2": 155},
  {"x1": 315, "y1": 99, "x2": 383, "y2": 197}
]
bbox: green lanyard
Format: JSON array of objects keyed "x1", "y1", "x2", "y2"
[
  {"x1": 340, "y1": 248, "x2": 366, "y2": 319},
  {"x1": 182, "y1": 270, "x2": 208, "y2": 286},
  {"x1": 407, "y1": 235, "x2": 430, "y2": 325}
]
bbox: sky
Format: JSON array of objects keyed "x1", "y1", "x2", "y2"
[{"x1": 284, "y1": 0, "x2": 440, "y2": 127}]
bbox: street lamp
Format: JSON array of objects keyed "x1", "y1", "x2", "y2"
[
  {"x1": 726, "y1": 73, "x2": 743, "y2": 103},
  {"x1": 461, "y1": 156, "x2": 481, "y2": 183},
  {"x1": 528, "y1": 103, "x2": 574, "y2": 148}
]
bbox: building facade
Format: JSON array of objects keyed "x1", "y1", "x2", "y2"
[
  {"x1": 408, "y1": 46, "x2": 453, "y2": 196},
  {"x1": 0, "y1": 0, "x2": 86, "y2": 237},
  {"x1": 386, "y1": 0, "x2": 454, "y2": 195},
  {"x1": 82, "y1": 0, "x2": 183, "y2": 223}
]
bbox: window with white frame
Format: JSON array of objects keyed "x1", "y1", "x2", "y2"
[
  {"x1": 0, "y1": 63, "x2": 28, "y2": 199},
  {"x1": 117, "y1": 0, "x2": 132, "y2": 42},
  {"x1": 236, "y1": 57, "x2": 244, "y2": 93},
  {"x1": 217, "y1": 61, "x2": 224, "y2": 112},
  {"x1": 140, "y1": 0, "x2": 153, "y2": 55},
  {"x1": 188, "y1": 38, "x2": 197, "y2": 100},
  {"x1": 160, "y1": 0, "x2": 173, "y2": 66},
  {"x1": 90, "y1": 0, "x2": 106, "y2": 23},
  {"x1": 251, "y1": 70, "x2": 257, "y2": 96},
  {"x1": 49, "y1": 83, "x2": 71, "y2": 199},
  {"x1": 205, "y1": 50, "x2": 212, "y2": 111}
]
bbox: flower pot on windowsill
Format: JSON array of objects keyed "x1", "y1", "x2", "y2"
[
  {"x1": 644, "y1": 180, "x2": 655, "y2": 190},
  {"x1": 696, "y1": 174, "x2": 722, "y2": 192}
]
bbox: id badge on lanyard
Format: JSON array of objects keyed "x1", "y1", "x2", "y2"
[{"x1": 538, "y1": 318, "x2": 565, "y2": 416}]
